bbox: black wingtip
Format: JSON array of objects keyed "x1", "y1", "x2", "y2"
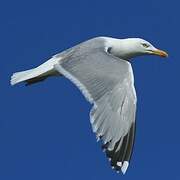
[{"x1": 102, "y1": 123, "x2": 136, "y2": 174}]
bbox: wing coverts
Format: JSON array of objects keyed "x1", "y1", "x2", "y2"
[{"x1": 54, "y1": 45, "x2": 136, "y2": 173}]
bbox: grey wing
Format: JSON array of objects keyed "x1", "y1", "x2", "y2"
[
  {"x1": 90, "y1": 77, "x2": 136, "y2": 173},
  {"x1": 54, "y1": 48, "x2": 137, "y2": 174}
]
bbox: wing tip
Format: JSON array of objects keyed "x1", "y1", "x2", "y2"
[{"x1": 121, "y1": 161, "x2": 129, "y2": 175}]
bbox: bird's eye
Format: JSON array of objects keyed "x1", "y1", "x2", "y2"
[{"x1": 142, "y1": 43, "x2": 150, "y2": 48}]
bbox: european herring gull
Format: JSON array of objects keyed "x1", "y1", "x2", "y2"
[{"x1": 10, "y1": 37, "x2": 168, "y2": 174}]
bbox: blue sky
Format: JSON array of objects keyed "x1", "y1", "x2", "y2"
[{"x1": 1, "y1": 0, "x2": 180, "y2": 179}]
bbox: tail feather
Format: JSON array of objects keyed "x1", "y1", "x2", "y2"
[
  {"x1": 10, "y1": 57, "x2": 61, "y2": 86},
  {"x1": 11, "y1": 69, "x2": 38, "y2": 85}
]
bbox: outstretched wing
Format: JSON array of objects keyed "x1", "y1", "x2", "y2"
[{"x1": 54, "y1": 47, "x2": 137, "y2": 174}]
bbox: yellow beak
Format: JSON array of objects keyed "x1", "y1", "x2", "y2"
[{"x1": 151, "y1": 49, "x2": 168, "y2": 58}]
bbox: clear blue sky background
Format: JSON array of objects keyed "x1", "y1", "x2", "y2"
[{"x1": 1, "y1": 0, "x2": 179, "y2": 179}]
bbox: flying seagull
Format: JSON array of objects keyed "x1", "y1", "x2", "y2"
[{"x1": 10, "y1": 37, "x2": 168, "y2": 174}]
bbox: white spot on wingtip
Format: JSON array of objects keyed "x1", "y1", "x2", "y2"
[
  {"x1": 121, "y1": 161, "x2": 129, "y2": 175},
  {"x1": 112, "y1": 166, "x2": 115, "y2": 169},
  {"x1": 117, "y1": 161, "x2": 122, "y2": 167},
  {"x1": 96, "y1": 136, "x2": 100, "y2": 142},
  {"x1": 108, "y1": 158, "x2": 111, "y2": 161}
]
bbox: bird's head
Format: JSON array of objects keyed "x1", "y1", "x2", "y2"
[
  {"x1": 109, "y1": 38, "x2": 168, "y2": 60},
  {"x1": 131, "y1": 38, "x2": 168, "y2": 57}
]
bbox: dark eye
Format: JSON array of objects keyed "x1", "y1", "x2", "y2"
[{"x1": 142, "y1": 43, "x2": 150, "y2": 48}]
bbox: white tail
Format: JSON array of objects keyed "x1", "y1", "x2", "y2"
[
  {"x1": 10, "y1": 57, "x2": 60, "y2": 86},
  {"x1": 11, "y1": 68, "x2": 40, "y2": 85}
]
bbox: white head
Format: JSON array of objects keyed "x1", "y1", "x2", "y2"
[{"x1": 107, "y1": 38, "x2": 168, "y2": 60}]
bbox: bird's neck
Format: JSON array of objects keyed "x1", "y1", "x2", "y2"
[{"x1": 105, "y1": 38, "x2": 142, "y2": 60}]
